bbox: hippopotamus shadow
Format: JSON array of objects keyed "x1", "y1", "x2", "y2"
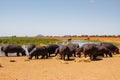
[
  {"x1": 30, "y1": 57, "x2": 52, "y2": 60},
  {"x1": 92, "y1": 56, "x2": 103, "y2": 61},
  {"x1": 92, "y1": 58, "x2": 103, "y2": 61},
  {"x1": 48, "y1": 54, "x2": 56, "y2": 57},
  {"x1": 64, "y1": 58, "x2": 75, "y2": 61}
]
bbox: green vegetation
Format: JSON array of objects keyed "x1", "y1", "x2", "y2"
[
  {"x1": 0, "y1": 37, "x2": 120, "y2": 47},
  {"x1": 0, "y1": 37, "x2": 61, "y2": 46}
]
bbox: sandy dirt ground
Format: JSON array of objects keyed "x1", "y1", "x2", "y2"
[{"x1": 0, "y1": 54, "x2": 120, "y2": 80}]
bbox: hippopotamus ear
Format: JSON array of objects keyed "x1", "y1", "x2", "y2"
[{"x1": 21, "y1": 49, "x2": 26, "y2": 56}]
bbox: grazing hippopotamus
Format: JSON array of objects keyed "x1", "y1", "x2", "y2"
[
  {"x1": 46, "y1": 44, "x2": 59, "y2": 56},
  {"x1": 99, "y1": 42, "x2": 119, "y2": 54},
  {"x1": 67, "y1": 43, "x2": 79, "y2": 57},
  {"x1": 1, "y1": 44, "x2": 26, "y2": 56},
  {"x1": 28, "y1": 46, "x2": 48, "y2": 59},
  {"x1": 55, "y1": 45, "x2": 71, "y2": 60},
  {"x1": 27, "y1": 44, "x2": 36, "y2": 53},
  {"x1": 93, "y1": 45, "x2": 112, "y2": 60},
  {"x1": 80, "y1": 44, "x2": 98, "y2": 60}
]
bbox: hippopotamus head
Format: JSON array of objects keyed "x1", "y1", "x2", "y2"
[
  {"x1": 28, "y1": 55, "x2": 32, "y2": 59},
  {"x1": 115, "y1": 48, "x2": 119, "y2": 54},
  {"x1": 75, "y1": 48, "x2": 82, "y2": 57},
  {"x1": 28, "y1": 48, "x2": 36, "y2": 59},
  {"x1": 21, "y1": 49, "x2": 26, "y2": 56}
]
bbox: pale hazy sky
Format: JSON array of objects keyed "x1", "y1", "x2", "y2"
[{"x1": 0, "y1": 0, "x2": 120, "y2": 36}]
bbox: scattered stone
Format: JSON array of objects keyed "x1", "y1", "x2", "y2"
[
  {"x1": 24, "y1": 59, "x2": 30, "y2": 61},
  {"x1": 0, "y1": 63, "x2": 2, "y2": 67},
  {"x1": 10, "y1": 60, "x2": 16, "y2": 62}
]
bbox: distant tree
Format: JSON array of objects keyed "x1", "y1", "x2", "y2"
[
  {"x1": 117, "y1": 35, "x2": 120, "y2": 37},
  {"x1": 36, "y1": 34, "x2": 44, "y2": 37},
  {"x1": 81, "y1": 35, "x2": 88, "y2": 37}
]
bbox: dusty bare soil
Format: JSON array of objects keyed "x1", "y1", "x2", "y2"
[{"x1": 0, "y1": 54, "x2": 120, "y2": 80}]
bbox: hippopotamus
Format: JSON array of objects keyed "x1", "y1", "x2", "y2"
[
  {"x1": 46, "y1": 44, "x2": 59, "y2": 56},
  {"x1": 28, "y1": 46, "x2": 48, "y2": 59},
  {"x1": 99, "y1": 42, "x2": 119, "y2": 54},
  {"x1": 80, "y1": 44, "x2": 98, "y2": 60},
  {"x1": 93, "y1": 45, "x2": 112, "y2": 59},
  {"x1": 80, "y1": 43, "x2": 113, "y2": 60},
  {"x1": 1, "y1": 44, "x2": 26, "y2": 56},
  {"x1": 55, "y1": 45, "x2": 71, "y2": 60},
  {"x1": 66, "y1": 43, "x2": 79, "y2": 57},
  {"x1": 27, "y1": 44, "x2": 36, "y2": 53}
]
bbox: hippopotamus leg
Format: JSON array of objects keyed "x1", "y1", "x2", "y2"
[
  {"x1": 28, "y1": 56, "x2": 32, "y2": 59},
  {"x1": 79, "y1": 52, "x2": 82, "y2": 57},
  {"x1": 60, "y1": 54, "x2": 62, "y2": 59},
  {"x1": 48, "y1": 53, "x2": 50, "y2": 57},
  {"x1": 109, "y1": 53, "x2": 112, "y2": 57},
  {"x1": 35, "y1": 55, "x2": 39, "y2": 59},
  {"x1": 84, "y1": 53, "x2": 87, "y2": 58},
  {"x1": 46, "y1": 54, "x2": 48, "y2": 59},
  {"x1": 78, "y1": 54, "x2": 81, "y2": 57},
  {"x1": 17, "y1": 52, "x2": 20, "y2": 56},
  {"x1": 41, "y1": 55, "x2": 45, "y2": 59},
  {"x1": 104, "y1": 53, "x2": 108, "y2": 57},
  {"x1": 61, "y1": 54, "x2": 65, "y2": 60},
  {"x1": 89, "y1": 54, "x2": 93, "y2": 60},
  {"x1": 67, "y1": 54, "x2": 70, "y2": 60},
  {"x1": 55, "y1": 53, "x2": 57, "y2": 56},
  {"x1": 42, "y1": 53, "x2": 48, "y2": 59},
  {"x1": 5, "y1": 52, "x2": 8, "y2": 56},
  {"x1": 93, "y1": 55, "x2": 96, "y2": 60},
  {"x1": 105, "y1": 52, "x2": 112, "y2": 57},
  {"x1": 73, "y1": 52, "x2": 76, "y2": 57},
  {"x1": 101, "y1": 54, "x2": 105, "y2": 57}
]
